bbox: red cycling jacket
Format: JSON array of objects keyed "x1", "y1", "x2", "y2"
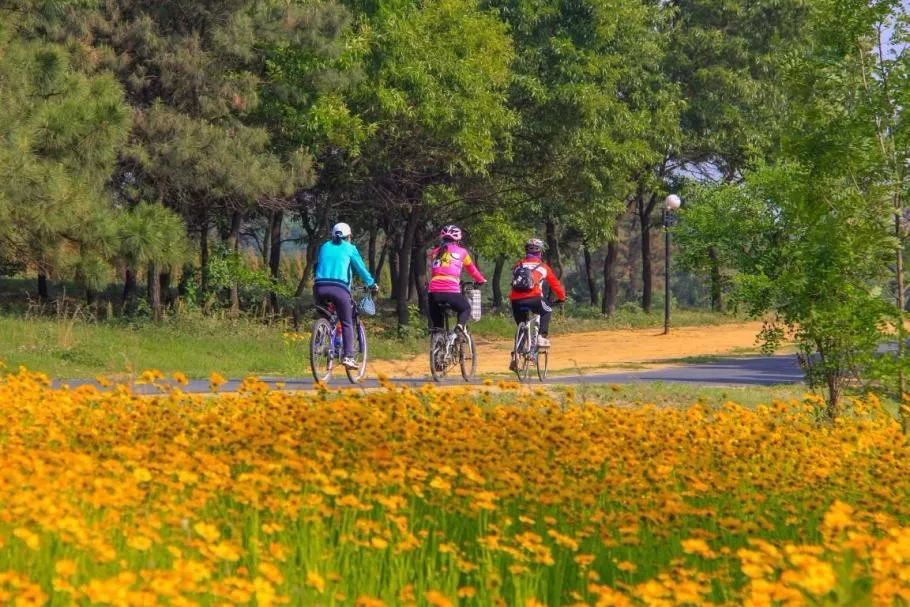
[{"x1": 509, "y1": 257, "x2": 566, "y2": 302}]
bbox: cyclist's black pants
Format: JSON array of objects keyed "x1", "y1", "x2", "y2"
[
  {"x1": 511, "y1": 297, "x2": 552, "y2": 336},
  {"x1": 428, "y1": 292, "x2": 471, "y2": 330},
  {"x1": 313, "y1": 283, "x2": 355, "y2": 357}
]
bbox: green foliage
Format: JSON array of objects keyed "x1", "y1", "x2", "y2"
[
  {"x1": 207, "y1": 245, "x2": 294, "y2": 306},
  {"x1": 0, "y1": 19, "x2": 130, "y2": 283},
  {"x1": 352, "y1": 0, "x2": 516, "y2": 173},
  {"x1": 680, "y1": 162, "x2": 894, "y2": 415}
]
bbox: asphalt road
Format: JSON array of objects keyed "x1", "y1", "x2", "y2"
[{"x1": 60, "y1": 355, "x2": 804, "y2": 394}]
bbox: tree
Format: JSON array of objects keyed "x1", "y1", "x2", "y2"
[
  {"x1": 336, "y1": 0, "x2": 516, "y2": 328},
  {"x1": 681, "y1": 165, "x2": 892, "y2": 418},
  {"x1": 0, "y1": 16, "x2": 131, "y2": 300},
  {"x1": 665, "y1": 0, "x2": 815, "y2": 311},
  {"x1": 486, "y1": 0, "x2": 679, "y2": 313},
  {"x1": 69, "y1": 0, "x2": 316, "y2": 307}
]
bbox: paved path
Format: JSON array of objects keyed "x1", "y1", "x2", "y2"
[{"x1": 59, "y1": 355, "x2": 804, "y2": 394}]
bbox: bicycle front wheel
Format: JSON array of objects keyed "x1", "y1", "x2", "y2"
[
  {"x1": 345, "y1": 320, "x2": 368, "y2": 384},
  {"x1": 536, "y1": 348, "x2": 548, "y2": 381},
  {"x1": 430, "y1": 332, "x2": 447, "y2": 382},
  {"x1": 459, "y1": 332, "x2": 476, "y2": 381},
  {"x1": 310, "y1": 318, "x2": 334, "y2": 383}
]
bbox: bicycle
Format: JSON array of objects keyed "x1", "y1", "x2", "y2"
[
  {"x1": 511, "y1": 302, "x2": 550, "y2": 382},
  {"x1": 309, "y1": 289, "x2": 368, "y2": 384},
  {"x1": 428, "y1": 282, "x2": 478, "y2": 382}
]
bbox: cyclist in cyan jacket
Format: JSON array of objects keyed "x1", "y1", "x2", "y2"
[
  {"x1": 313, "y1": 222, "x2": 378, "y2": 369},
  {"x1": 427, "y1": 225, "x2": 486, "y2": 337},
  {"x1": 509, "y1": 238, "x2": 566, "y2": 370}
]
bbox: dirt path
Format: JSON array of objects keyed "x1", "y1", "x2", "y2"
[{"x1": 371, "y1": 321, "x2": 767, "y2": 378}]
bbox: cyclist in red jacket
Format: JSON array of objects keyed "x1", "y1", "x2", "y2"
[{"x1": 509, "y1": 238, "x2": 566, "y2": 369}]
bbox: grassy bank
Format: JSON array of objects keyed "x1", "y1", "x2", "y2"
[{"x1": 0, "y1": 307, "x2": 746, "y2": 379}]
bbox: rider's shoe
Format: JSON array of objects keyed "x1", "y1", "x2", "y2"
[
  {"x1": 536, "y1": 336, "x2": 551, "y2": 348},
  {"x1": 342, "y1": 356, "x2": 359, "y2": 369},
  {"x1": 509, "y1": 354, "x2": 518, "y2": 372}
]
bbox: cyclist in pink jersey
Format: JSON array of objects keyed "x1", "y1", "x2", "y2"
[{"x1": 427, "y1": 225, "x2": 486, "y2": 335}]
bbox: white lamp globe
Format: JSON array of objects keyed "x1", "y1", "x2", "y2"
[{"x1": 665, "y1": 194, "x2": 681, "y2": 210}]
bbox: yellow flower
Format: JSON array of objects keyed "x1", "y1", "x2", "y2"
[
  {"x1": 306, "y1": 570, "x2": 326, "y2": 593},
  {"x1": 209, "y1": 371, "x2": 227, "y2": 391},
  {"x1": 193, "y1": 522, "x2": 220, "y2": 543},
  {"x1": 424, "y1": 590, "x2": 453, "y2": 607},
  {"x1": 13, "y1": 527, "x2": 39, "y2": 551},
  {"x1": 370, "y1": 536, "x2": 389, "y2": 550},
  {"x1": 55, "y1": 559, "x2": 77, "y2": 577},
  {"x1": 127, "y1": 534, "x2": 153, "y2": 551}
]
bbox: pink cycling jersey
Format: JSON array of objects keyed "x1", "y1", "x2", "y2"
[{"x1": 428, "y1": 244, "x2": 486, "y2": 293}]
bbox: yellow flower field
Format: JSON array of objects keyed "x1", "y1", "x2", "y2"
[{"x1": 1, "y1": 368, "x2": 910, "y2": 606}]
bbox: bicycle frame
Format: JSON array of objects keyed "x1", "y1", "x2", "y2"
[
  {"x1": 428, "y1": 283, "x2": 478, "y2": 382},
  {"x1": 310, "y1": 290, "x2": 368, "y2": 384},
  {"x1": 512, "y1": 306, "x2": 548, "y2": 381}
]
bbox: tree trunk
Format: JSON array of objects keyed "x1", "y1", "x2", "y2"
[
  {"x1": 148, "y1": 262, "x2": 162, "y2": 321},
  {"x1": 268, "y1": 210, "x2": 283, "y2": 313},
  {"x1": 895, "y1": 202, "x2": 907, "y2": 429},
  {"x1": 122, "y1": 268, "x2": 137, "y2": 312},
  {"x1": 492, "y1": 256, "x2": 505, "y2": 310},
  {"x1": 412, "y1": 245, "x2": 428, "y2": 317},
  {"x1": 395, "y1": 209, "x2": 420, "y2": 327},
  {"x1": 228, "y1": 211, "x2": 242, "y2": 317},
  {"x1": 389, "y1": 244, "x2": 400, "y2": 301},
  {"x1": 199, "y1": 211, "x2": 210, "y2": 300},
  {"x1": 603, "y1": 239, "x2": 619, "y2": 316},
  {"x1": 296, "y1": 230, "x2": 321, "y2": 298},
  {"x1": 161, "y1": 272, "x2": 173, "y2": 307},
  {"x1": 37, "y1": 273, "x2": 49, "y2": 303},
  {"x1": 826, "y1": 374, "x2": 841, "y2": 421},
  {"x1": 545, "y1": 218, "x2": 563, "y2": 278},
  {"x1": 375, "y1": 241, "x2": 387, "y2": 284},
  {"x1": 708, "y1": 246, "x2": 723, "y2": 312},
  {"x1": 639, "y1": 197, "x2": 653, "y2": 313},
  {"x1": 583, "y1": 242, "x2": 598, "y2": 307},
  {"x1": 261, "y1": 216, "x2": 271, "y2": 267},
  {"x1": 368, "y1": 228, "x2": 378, "y2": 276}
]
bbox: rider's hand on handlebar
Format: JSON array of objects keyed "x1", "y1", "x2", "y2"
[{"x1": 369, "y1": 284, "x2": 380, "y2": 295}]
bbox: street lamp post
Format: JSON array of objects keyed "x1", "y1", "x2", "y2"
[{"x1": 663, "y1": 194, "x2": 681, "y2": 335}]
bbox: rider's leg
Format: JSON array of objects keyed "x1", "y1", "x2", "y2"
[
  {"x1": 450, "y1": 294, "x2": 471, "y2": 332},
  {"x1": 536, "y1": 299, "x2": 553, "y2": 337},
  {"x1": 427, "y1": 293, "x2": 446, "y2": 331},
  {"x1": 534, "y1": 299, "x2": 554, "y2": 347},
  {"x1": 315, "y1": 284, "x2": 356, "y2": 357}
]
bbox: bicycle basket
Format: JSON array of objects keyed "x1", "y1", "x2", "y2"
[{"x1": 358, "y1": 294, "x2": 377, "y2": 316}]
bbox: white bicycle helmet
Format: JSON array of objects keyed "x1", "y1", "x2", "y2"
[
  {"x1": 332, "y1": 222, "x2": 352, "y2": 239},
  {"x1": 525, "y1": 238, "x2": 545, "y2": 253},
  {"x1": 440, "y1": 224, "x2": 463, "y2": 241}
]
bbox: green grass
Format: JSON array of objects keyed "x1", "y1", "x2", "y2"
[
  {"x1": 551, "y1": 382, "x2": 811, "y2": 409},
  {"x1": 0, "y1": 305, "x2": 744, "y2": 380},
  {"x1": 0, "y1": 313, "x2": 416, "y2": 380}
]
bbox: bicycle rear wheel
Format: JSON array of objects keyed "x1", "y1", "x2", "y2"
[
  {"x1": 513, "y1": 325, "x2": 530, "y2": 380},
  {"x1": 459, "y1": 332, "x2": 476, "y2": 381},
  {"x1": 536, "y1": 348, "x2": 548, "y2": 381},
  {"x1": 430, "y1": 332, "x2": 447, "y2": 382},
  {"x1": 310, "y1": 318, "x2": 334, "y2": 383},
  {"x1": 345, "y1": 320, "x2": 368, "y2": 384}
]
